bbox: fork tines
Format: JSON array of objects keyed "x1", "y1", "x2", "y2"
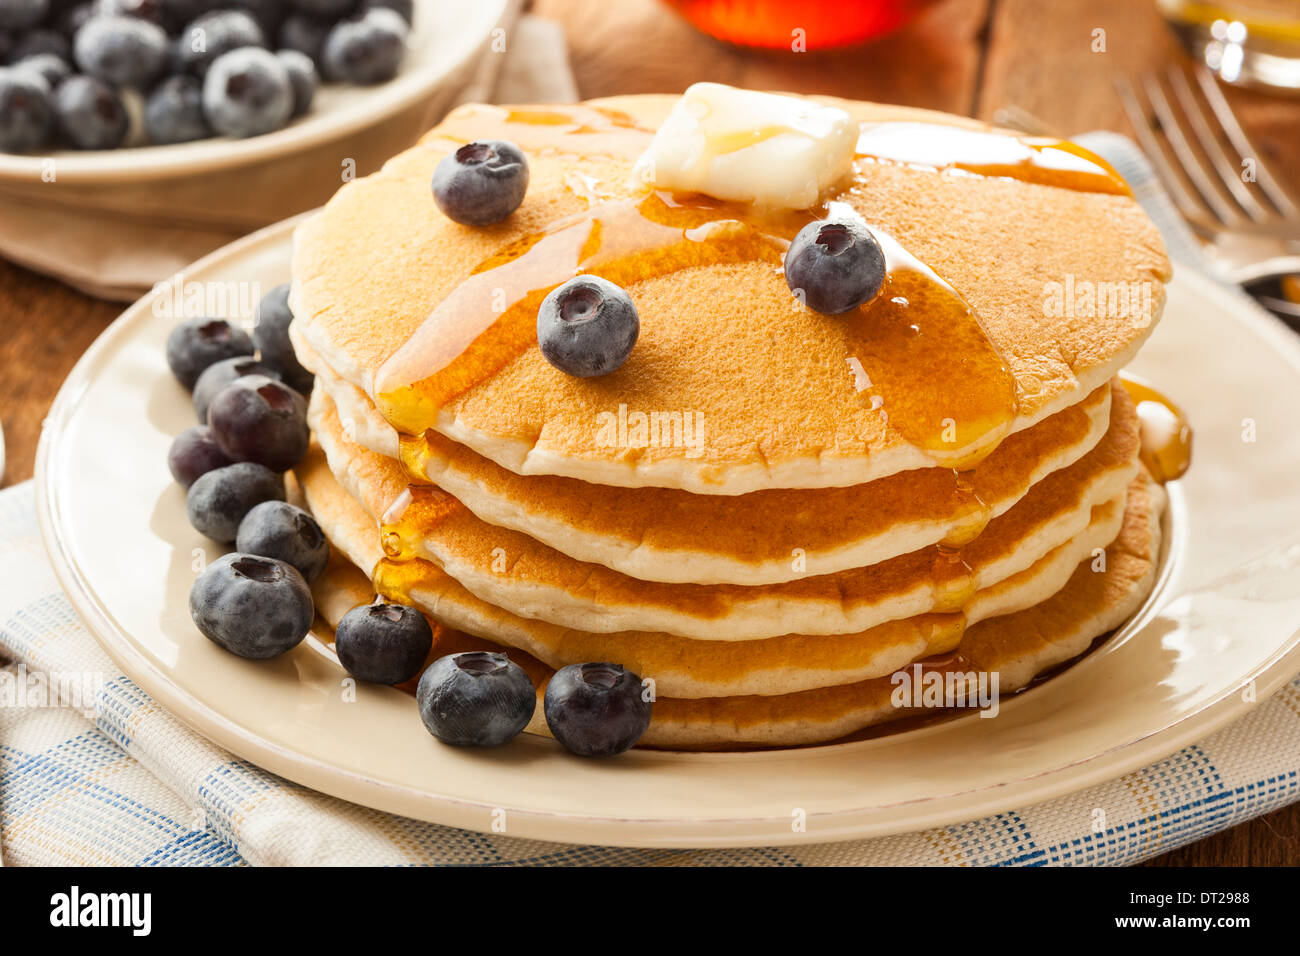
[{"x1": 1116, "y1": 65, "x2": 1298, "y2": 237}]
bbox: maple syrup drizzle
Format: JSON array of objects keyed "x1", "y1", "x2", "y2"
[
  {"x1": 854, "y1": 122, "x2": 1132, "y2": 196},
  {"x1": 1119, "y1": 372, "x2": 1193, "y2": 484}
]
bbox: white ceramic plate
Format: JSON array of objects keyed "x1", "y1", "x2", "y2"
[{"x1": 36, "y1": 219, "x2": 1300, "y2": 848}]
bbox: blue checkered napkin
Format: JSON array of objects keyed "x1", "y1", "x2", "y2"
[{"x1": 2, "y1": 137, "x2": 1299, "y2": 867}]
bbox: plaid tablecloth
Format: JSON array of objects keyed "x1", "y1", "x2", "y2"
[{"x1": 2, "y1": 135, "x2": 1298, "y2": 867}]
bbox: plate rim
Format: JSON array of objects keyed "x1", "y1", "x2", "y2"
[{"x1": 34, "y1": 222, "x2": 1300, "y2": 848}]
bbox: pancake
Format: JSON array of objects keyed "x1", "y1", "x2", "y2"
[
  {"x1": 298, "y1": 327, "x2": 1114, "y2": 586},
  {"x1": 299, "y1": 445, "x2": 1127, "y2": 698},
  {"x1": 307, "y1": 383, "x2": 1141, "y2": 639},
  {"x1": 290, "y1": 95, "x2": 1170, "y2": 494},
  {"x1": 309, "y1": 469, "x2": 1165, "y2": 748}
]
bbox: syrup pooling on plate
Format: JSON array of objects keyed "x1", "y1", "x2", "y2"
[
  {"x1": 854, "y1": 122, "x2": 1132, "y2": 195},
  {"x1": 1119, "y1": 373, "x2": 1192, "y2": 483}
]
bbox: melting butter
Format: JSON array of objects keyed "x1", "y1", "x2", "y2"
[{"x1": 632, "y1": 83, "x2": 857, "y2": 209}]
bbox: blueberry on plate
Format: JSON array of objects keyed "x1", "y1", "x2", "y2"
[
  {"x1": 783, "y1": 217, "x2": 886, "y2": 315},
  {"x1": 53, "y1": 74, "x2": 128, "y2": 150},
  {"x1": 189, "y1": 552, "x2": 313, "y2": 659},
  {"x1": 335, "y1": 599, "x2": 433, "y2": 685},
  {"x1": 155, "y1": 0, "x2": 212, "y2": 33},
  {"x1": 537, "y1": 276, "x2": 639, "y2": 378},
  {"x1": 273, "y1": 48, "x2": 315, "y2": 118},
  {"x1": 97, "y1": 0, "x2": 167, "y2": 27},
  {"x1": 192, "y1": 355, "x2": 277, "y2": 423},
  {"x1": 74, "y1": 15, "x2": 169, "y2": 88},
  {"x1": 251, "y1": 282, "x2": 313, "y2": 394},
  {"x1": 228, "y1": 0, "x2": 287, "y2": 41},
  {"x1": 168, "y1": 424, "x2": 234, "y2": 488},
  {"x1": 544, "y1": 662, "x2": 651, "y2": 757},
  {"x1": 286, "y1": 0, "x2": 355, "y2": 17},
  {"x1": 206, "y1": 374, "x2": 309, "y2": 472},
  {"x1": 235, "y1": 500, "x2": 328, "y2": 583},
  {"x1": 432, "y1": 139, "x2": 528, "y2": 227},
  {"x1": 185, "y1": 460, "x2": 284, "y2": 543},
  {"x1": 416, "y1": 652, "x2": 535, "y2": 747},
  {"x1": 320, "y1": 7, "x2": 407, "y2": 85},
  {"x1": 175, "y1": 9, "x2": 266, "y2": 76},
  {"x1": 13, "y1": 53, "x2": 72, "y2": 90},
  {"x1": 202, "y1": 46, "x2": 293, "y2": 138},
  {"x1": 277, "y1": 11, "x2": 331, "y2": 66},
  {"x1": 0, "y1": 68, "x2": 54, "y2": 152},
  {"x1": 10, "y1": 28, "x2": 71, "y2": 63},
  {"x1": 0, "y1": 0, "x2": 48, "y2": 31},
  {"x1": 360, "y1": 0, "x2": 411, "y2": 24},
  {"x1": 144, "y1": 73, "x2": 210, "y2": 145},
  {"x1": 165, "y1": 316, "x2": 255, "y2": 389}
]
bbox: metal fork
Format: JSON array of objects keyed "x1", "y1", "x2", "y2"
[{"x1": 1116, "y1": 65, "x2": 1300, "y2": 285}]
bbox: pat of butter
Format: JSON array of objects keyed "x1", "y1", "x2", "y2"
[{"x1": 633, "y1": 83, "x2": 857, "y2": 209}]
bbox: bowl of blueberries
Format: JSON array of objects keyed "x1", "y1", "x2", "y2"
[{"x1": 0, "y1": 0, "x2": 509, "y2": 248}]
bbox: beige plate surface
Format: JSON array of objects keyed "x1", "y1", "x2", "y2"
[{"x1": 36, "y1": 219, "x2": 1300, "y2": 849}]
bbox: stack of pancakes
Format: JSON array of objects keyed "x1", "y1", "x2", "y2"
[{"x1": 287, "y1": 94, "x2": 1173, "y2": 750}]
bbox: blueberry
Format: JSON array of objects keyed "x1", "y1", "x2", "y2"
[
  {"x1": 96, "y1": 0, "x2": 167, "y2": 27},
  {"x1": 543, "y1": 662, "x2": 651, "y2": 757},
  {"x1": 359, "y1": 0, "x2": 408, "y2": 24},
  {"x1": 202, "y1": 46, "x2": 291, "y2": 138},
  {"x1": 175, "y1": 9, "x2": 265, "y2": 76},
  {"x1": 335, "y1": 599, "x2": 433, "y2": 684},
  {"x1": 53, "y1": 74, "x2": 127, "y2": 148},
  {"x1": 431, "y1": 139, "x2": 528, "y2": 227},
  {"x1": 416, "y1": 652, "x2": 535, "y2": 747},
  {"x1": 168, "y1": 423, "x2": 234, "y2": 488},
  {"x1": 192, "y1": 355, "x2": 276, "y2": 422},
  {"x1": 251, "y1": 282, "x2": 313, "y2": 393},
  {"x1": 783, "y1": 218, "x2": 886, "y2": 315},
  {"x1": 227, "y1": 0, "x2": 286, "y2": 42},
  {"x1": 13, "y1": 53, "x2": 72, "y2": 89},
  {"x1": 537, "y1": 276, "x2": 639, "y2": 378},
  {"x1": 287, "y1": 0, "x2": 355, "y2": 19},
  {"x1": 189, "y1": 552, "x2": 313, "y2": 659},
  {"x1": 185, "y1": 460, "x2": 284, "y2": 543},
  {"x1": 206, "y1": 373, "x2": 309, "y2": 471},
  {"x1": 74, "y1": 15, "x2": 168, "y2": 88},
  {"x1": 166, "y1": 315, "x2": 254, "y2": 389},
  {"x1": 9, "y1": 27, "x2": 70, "y2": 62},
  {"x1": 274, "y1": 48, "x2": 313, "y2": 117},
  {"x1": 0, "y1": 67, "x2": 53, "y2": 151},
  {"x1": 320, "y1": 7, "x2": 405, "y2": 85},
  {"x1": 56, "y1": 1, "x2": 95, "y2": 38},
  {"x1": 143, "y1": 73, "x2": 210, "y2": 144},
  {"x1": 276, "y1": 10, "x2": 328, "y2": 65},
  {"x1": 235, "y1": 500, "x2": 328, "y2": 582},
  {"x1": 154, "y1": 0, "x2": 209, "y2": 33},
  {"x1": 0, "y1": 0, "x2": 48, "y2": 30}
]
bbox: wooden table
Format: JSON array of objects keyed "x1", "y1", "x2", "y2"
[{"x1": 2, "y1": 0, "x2": 1297, "y2": 865}]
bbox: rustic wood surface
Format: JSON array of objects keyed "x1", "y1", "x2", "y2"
[{"x1": 2, "y1": 0, "x2": 1297, "y2": 865}]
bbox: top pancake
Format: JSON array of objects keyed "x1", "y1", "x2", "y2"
[{"x1": 291, "y1": 93, "x2": 1171, "y2": 494}]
